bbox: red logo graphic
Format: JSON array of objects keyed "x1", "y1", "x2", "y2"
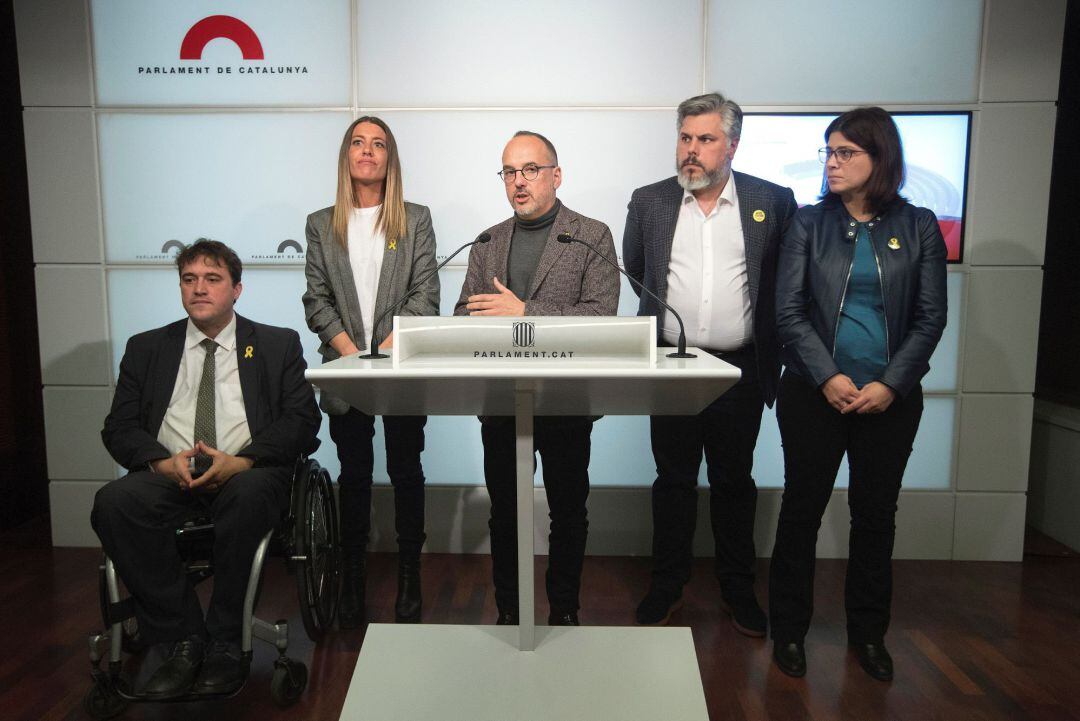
[{"x1": 180, "y1": 15, "x2": 264, "y2": 60}]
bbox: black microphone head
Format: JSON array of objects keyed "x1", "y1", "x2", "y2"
[
  {"x1": 477, "y1": 232, "x2": 491, "y2": 243},
  {"x1": 556, "y1": 233, "x2": 573, "y2": 244}
]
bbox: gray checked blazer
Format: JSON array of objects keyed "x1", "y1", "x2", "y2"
[
  {"x1": 453, "y1": 203, "x2": 620, "y2": 317},
  {"x1": 303, "y1": 201, "x2": 439, "y2": 414},
  {"x1": 622, "y1": 172, "x2": 797, "y2": 406}
]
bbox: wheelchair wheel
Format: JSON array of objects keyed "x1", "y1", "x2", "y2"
[
  {"x1": 295, "y1": 462, "x2": 340, "y2": 641},
  {"x1": 270, "y1": 657, "x2": 308, "y2": 707},
  {"x1": 84, "y1": 674, "x2": 128, "y2": 720}
]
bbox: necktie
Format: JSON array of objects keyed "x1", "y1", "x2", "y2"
[{"x1": 192, "y1": 338, "x2": 217, "y2": 475}]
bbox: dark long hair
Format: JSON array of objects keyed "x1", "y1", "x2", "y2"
[{"x1": 820, "y1": 106, "x2": 905, "y2": 215}]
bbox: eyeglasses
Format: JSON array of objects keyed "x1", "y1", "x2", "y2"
[
  {"x1": 497, "y1": 164, "x2": 556, "y2": 183},
  {"x1": 819, "y1": 147, "x2": 870, "y2": 164}
]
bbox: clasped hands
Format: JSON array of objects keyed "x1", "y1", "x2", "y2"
[
  {"x1": 150, "y1": 442, "x2": 254, "y2": 492},
  {"x1": 822, "y1": 375, "x2": 896, "y2": 414},
  {"x1": 466, "y1": 277, "x2": 525, "y2": 316}
]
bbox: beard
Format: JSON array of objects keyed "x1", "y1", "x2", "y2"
[{"x1": 676, "y1": 158, "x2": 726, "y2": 191}]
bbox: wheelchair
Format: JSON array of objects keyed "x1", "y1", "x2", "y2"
[{"x1": 84, "y1": 457, "x2": 341, "y2": 719}]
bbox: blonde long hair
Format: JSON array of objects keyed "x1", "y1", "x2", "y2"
[{"x1": 331, "y1": 116, "x2": 407, "y2": 249}]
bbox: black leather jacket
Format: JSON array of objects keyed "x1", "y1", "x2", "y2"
[{"x1": 775, "y1": 197, "x2": 947, "y2": 398}]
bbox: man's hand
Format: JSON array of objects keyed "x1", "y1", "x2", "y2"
[
  {"x1": 821, "y1": 374, "x2": 860, "y2": 412},
  {"x1": 378, "y1": 331, "x2": 394, "y2": 350},
  {"x1": 466, "y1": 277, "x2": 526, "y2": 316},
  {"x1": 151, "y1": 448, "x2": 198, "y2": 490},
  {"x1": 187, "y1": 441, "x2": 254, "y2": 492},
  {"x1": 843, "y1": 381, "x2": 896, "y2": 415}
]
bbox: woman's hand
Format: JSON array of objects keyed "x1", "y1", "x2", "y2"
[
  {"x1": 822, "y1": 374, "x2": 860, "y2": 412},
  {"x1": 844, "y1": 381, "x2": 896, "y2": 415},
  {"x1": 329, "y1": 331, "x2": 360, "y2": 357}
]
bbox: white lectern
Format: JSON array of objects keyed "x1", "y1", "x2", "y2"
[{"x1": 306, "y1": 317, "x2": 739, "y2": 721}]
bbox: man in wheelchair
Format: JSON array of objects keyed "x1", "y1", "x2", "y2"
[{"x1": 91, "y1": 239, "x2": 321, "y2": 699}]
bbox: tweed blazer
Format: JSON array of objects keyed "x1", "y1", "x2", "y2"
[
  {"x1": 622, "y1": 172, "x2": 797, "y2": 405},
  {"x1": 303, "y1": 201, "x2": 439, "y2": 414},
  {"x1": 453, "y1": 203, "x2": 620, "y2": 317}
]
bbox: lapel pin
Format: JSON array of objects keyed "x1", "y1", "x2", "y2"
[
  {"x1": 888, "y1": 237, "x2": 901, "y2": 250},
  {"x1": 244, "y1": 345, "x2": 254, "y2": 359},
  {"x1": 752, "y1": 209, "x2": 766, "y2": 222},
  {"x1": 387, "y1": 239, "x2": 397, "y2": 251}
]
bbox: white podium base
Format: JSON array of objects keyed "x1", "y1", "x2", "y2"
[{"x1": 339, "y1": 623, "x2": 709, "y2": 721}]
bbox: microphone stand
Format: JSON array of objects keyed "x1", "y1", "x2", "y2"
[
  {"x1": 555, "y1": 233, "x2": 695, "y2": 359},
  {"x1": 359, "y1": 233, "x2": 492, "y2": 360}
]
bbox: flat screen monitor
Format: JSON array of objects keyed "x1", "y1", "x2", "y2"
[{"x1": 736, "y1": 112, "x2": 971, "y2": 262}]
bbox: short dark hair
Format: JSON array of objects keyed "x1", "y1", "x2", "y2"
[
  {"x1": 821, "y1": 106, "x2": 905, "y2": 215},
  {"x1": 512, "y1": 130, "x2": 558, "y2": 164},
  {"x1": 175, "y1": 239, "x2": 243, "y2": 285}
]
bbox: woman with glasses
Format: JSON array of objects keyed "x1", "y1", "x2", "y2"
[
  {"x1": 768, "y1": 107, "x2": 947, "y2": 681},
  {"x1": 303, "y1": 116, "x2": 439, "y2": 627}
]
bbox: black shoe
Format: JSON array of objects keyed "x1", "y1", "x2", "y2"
[
  {"x1": 495, "y1": 609, "x2": 519, "y2": 625},
  {"x1": 548, "y1": 611, "x2": 580, "y2": 626},
  {"x1": 339, "y1": 548, "x2": 367, "y2": 629},
  {"x1": 719, "y1": 589, "x2": 767, "y2": 638},
  {"x1": 192, "y1": 640, "x2": 247, "y2": 695},
  {"x1": 141, "y1": 635, "x2": 205, "y2": 699},
  {"x1": 773, "y1": 641, "x2": 807, "y2": 678},
  {"x1": 394, "y1": 557, "x2": 422, "y2": 623},
  {"x1": 635, "y1": 586, "x2": 683, "y2": 626},
  {"x1": 851, "y1": 642, "x2": 894, "y2": 681}
]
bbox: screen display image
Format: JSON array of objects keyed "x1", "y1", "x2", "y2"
[{"x1": 736, "y1": 113, "x2": 971, "y2": 262}]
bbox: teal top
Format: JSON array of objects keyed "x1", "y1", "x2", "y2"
[{"x1": 833, "y1": 223, "x2": 888, "y2": 388}]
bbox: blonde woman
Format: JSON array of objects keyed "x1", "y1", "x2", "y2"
[{"x1": 303, "y1": 117, "x2": 439, "y2": 627}]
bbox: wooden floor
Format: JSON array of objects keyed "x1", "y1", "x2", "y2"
[{"x1": 2, "y1": 519, "x2": 1078, "y2": 721}]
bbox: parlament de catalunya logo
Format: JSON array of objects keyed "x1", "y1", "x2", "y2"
[{"x1": 138, "y1": 15, "x2": 308, "y2": 76}]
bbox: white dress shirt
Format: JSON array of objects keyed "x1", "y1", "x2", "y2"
[
  {"x1": 347, "y1": 205, "x2": 387, "y2": 352},
  {"x1": 157, "y1": 315, "x2": 252, "y2": 456},
  {"x1": 663, "y1": 176, "x2": 752, "y2": 351}
]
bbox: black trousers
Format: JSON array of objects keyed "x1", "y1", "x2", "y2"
[
  {"x1": 329, "y1": 408, "x2": 427, "y2": 557},
  {"x1": 769, "y1": 371, "x2": 923, "y2": 644},
  {"x1": 90, "y1": 466, "x2": 291, "y2": 645},
  {"x1": 481, "y1": 415, "x2": 593, "y2": 615},
  {"x1": 649, "y1": 346, "x2": 764, "y2": 596}
]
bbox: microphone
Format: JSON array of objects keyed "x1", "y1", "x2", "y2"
[
  {"x1": 359, "y1": 232, "x2": 492, "y2": 360},
  {"x1": 556, "y1": 233, "x2": 695, "y2": 359}
]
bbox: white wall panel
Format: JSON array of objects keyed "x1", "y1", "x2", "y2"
[
  {"x1": 980, "y1": 0, "x2": 1067, "y2": 102},
  {"x1": 356, "y1": 0, "x2": 702, "y2": 107},
  {"x1": 23, "y1": 110, "x2": 102, "y2": 264},
  {"x1": 1028, "y1": 403, "x2": 1080, "y2": 551},
  {"x1": 966, "y1": 104, "x2": 1056, "y2": 265},
  {"x1": 953, "y1": 492, "x2": 1026, "y2": 561},
  {"x1": 705, "y1": 0, "x2": 982, "y2": 104},
  {"x1": 957, "y1": 393, "x2": 1033, "y2": 492},
  {"x1": 43, "y1": 387, "x2": 116, "y2": 480},
  {"x1": 90, "y1": 0, "x2": 351, "y2": 106},
  {"x1": 50, "y1": 481, "x2": 107, "y2": 547},
  {"x1": 380, "y1": 110, "x2": 675, "y2": 266},
  {"x1": 13, "y1": 0, "x2": 93, "y2": 107},
  {"x1": 961, "y1": 267, "x2": 1042, "y2": 393},
  {"x1": 98, "y1": 112, "x2": 350, "y2": 264},
  {"x1": 35, "y1": 266, "x2": 110, "y2": 385}
]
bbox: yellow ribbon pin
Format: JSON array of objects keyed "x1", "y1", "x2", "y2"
[
  {"x1": 752, "y1": 209, "x2": 766, "y2": 223},
  {"x1": 888, "y1": 237, "x2": 901, "y2": 250},
  {"x1": 244, "y1": 345, "x2": 254, "y2": 359},
  {"x1": 387, "y1": 239, "x2": 397, "y2": 251}
]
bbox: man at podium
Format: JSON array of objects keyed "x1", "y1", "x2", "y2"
[{"x1": 454, "y1": 130, "x2": 619, "y2": 626}]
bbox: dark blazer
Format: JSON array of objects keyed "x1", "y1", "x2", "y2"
[
  {"x1": 453, "y1": 203, "x2": 620, "y2": 317},
  {"x1": 622, "y1": 172, "x2": 797, "y2": 406},
  {"x1": 775, "y1": 198, "x2": 947, "y2": 398},
  {"x1": 101, "y1": 314, "x2": 321, "y2": 472}
]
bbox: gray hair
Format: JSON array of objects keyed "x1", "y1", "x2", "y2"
[{"x1": 676, "y1": 92, "x2": 743, "y2": 141}]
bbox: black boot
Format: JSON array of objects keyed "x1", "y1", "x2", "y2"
[
  {"x1": 339, "y1": 547, "x2": 367, "y2": 629},
  {"x1": 394, "y1": 554, "x2": 422, "y2": 623}
]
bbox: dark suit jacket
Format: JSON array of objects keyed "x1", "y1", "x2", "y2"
[
  {"x1": 622, "y1": 172, "x2": 797, "y2": 406},
  {"x1": 101, "y1": 314, "x2": 321, "y2": 472},
  {"x1": 453, "y1": 203, "x2": 620, "y2": 317}
]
